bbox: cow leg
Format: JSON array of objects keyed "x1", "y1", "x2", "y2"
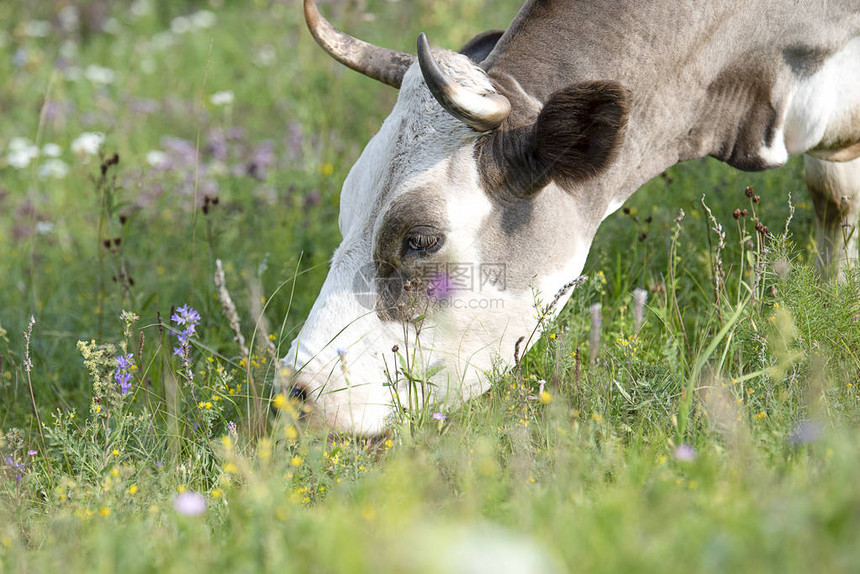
[{"x1": 804, "y1": 154, "x2": 860, "y2": 278}]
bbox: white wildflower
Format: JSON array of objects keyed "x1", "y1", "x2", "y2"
[
  {"x1": 210, "y1": 90, "x2": 234, "y2": 106},
  {"x1": 35, "y1": 221, "x2": 54, "y2": 235},
  {"x1": 146, "y1": 150, "x2": 169, "y2": 167},
  {"x1": 42, "y1": 143, "x2": 62, "y2": 157},
  {"x1": 57, "y1": 6, "x2": 80, "y2": 32},
  {"x1": 130, "y1": 0, "x2": 152, "y2": 19},
  {"x1": 71, "y1": 132, "x2": 105, "y2": 157},
  {"x1": 190, "y1": 10, "x2": 216, "y2": 29},
  {"x1": 7, "y1": 138, "x2": 39, "y2": 169},
  {"x1": 84, "y1": 64, "x2": 116, "y2": 85},
  {"x1": 254, "y1": 44, "x2": 276, "y2": 67},
  {"x1": 38, "y1": 159, "x2": 69, "y2": 179},
  {"x1": 151, "y1": 32, "x2": 175, "y2": 51},
  {"x1": 171, "y1": 16, "x2": 190, "y2": 34},
  {"x1": 20, "y1": 20, "x2": 51, "y2": 38}
]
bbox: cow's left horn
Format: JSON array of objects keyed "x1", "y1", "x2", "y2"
[
  {"x1": 304, "y1": 0, "x2": 414, "y2": 89},
  {"x1": 417, "y1": 33, "x2": 511, "y2": 132}
]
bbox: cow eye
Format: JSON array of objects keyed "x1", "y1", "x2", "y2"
[{"x1": 404, "y1": 227, "x2": 443, "y2": 257}]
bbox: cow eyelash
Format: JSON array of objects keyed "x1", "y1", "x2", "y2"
[{"x1": 404, "y1": 228, "x2": 443, "y2": 256}]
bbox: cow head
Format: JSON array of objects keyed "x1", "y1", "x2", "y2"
[{"x1": 281, "y1": 0, "x2": 628, "y2": 435}]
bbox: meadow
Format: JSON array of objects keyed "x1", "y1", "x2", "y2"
[{"x1": 2, "y1": 1, "x2": 860, "y2": 572}]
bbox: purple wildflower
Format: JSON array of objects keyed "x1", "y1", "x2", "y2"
[
  {"x1": 171, "y1": 304, "x2": 201, "y2": 385},
  {"x1": 171, "y1": 304, "x2": 201, "y2": 327},
  {"x1": 4, "y1": 455, "x2": 25, "y2": 485},
  {"x1": 27, "y1": 450, "x2": 38, "y2": 456},
  {"x1": 789, "y1": 420, "x2": 824, "y2": 446},
  {"x1": 171, "y1": 304, "x2": 201, "y2": 349},
  {"x1": 116, "y1": 353, "x2": 133, "y2": 370},
  {"x1": 114, "y1": 353, "x2": 135, "y2": 395},
  {"x1": 673, "y1": 444, "x2": 697, "y2": 462},
  {"x1": 431, "y1": 412, "x2": 446, "y2": 422},
  {"x1": 174, "y1": 491, "x2": 207, "y2": 516}
]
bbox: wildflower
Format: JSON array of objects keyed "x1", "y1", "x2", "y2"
[
  {"x1": 71, "y1": 132, "x2": 105, "y2": 157},
  {"x1": 146, "y1": 150, "x2": 169, "y2": 168},
  {"x1": 84, "y1": 64, "x2": 116, "y2": 85},
  {"x1": 788, "y1": 420, "x2": 823, "y2": 446},
  {"x1": 128, "y1": 484, "x2": 139, "y2": 495},
  {"x1": 114, "y1": 353, "x2": 135, "y2": 395},
  {"x1": 38, "y1": 158, "x2": 69, "y2": 179},
  {"x1": 210, "y1": 90, "x2": 234, "y2": 106},
  {"x1": 173, "y1": 491, "x2": 207, "y2": 516},
  {"x1": 272, "y1": 394, "x2": 287, "y2": 410},
  {"x1": 6, "y1": 137, "x2": 39, "y2": 168},
  {"x1": 27, "y1": 450, "x2": 37, "y2": 456},
  {"x1": 4, "y1": 456, "x2": 24, "y2": 485},
  {"x1": 42, "y1": 143, "x2": 62, "y2": 157},
  {"x1": 172, "y1": 304, "x2": 201, "y2": 327},
  {"x1": 21, "y1": 20, "x2": 52, "y2": 37},
  {"x1": 290, "y1": 456, "x2": 303, "y2": 467},
  {"x1": 673, "y1": 444, "x2": 697, "y2": 462},
  {"x1": 431, "y1": 412, "x2": 446, "y2": 422},
  {"x1": 171, "y1": 304, "x2": 201, "y2": 383},
  {"x1": 539, "y1": 391, "x2": 552, "y2": 404}
]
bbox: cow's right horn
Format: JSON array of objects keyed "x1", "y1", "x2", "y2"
[
  {"x1": 304, "y1": 0, "x2": 414, "y2": 89},
  {"x1": 417, "y1": 33, "x2": 511, "y2": 132}
]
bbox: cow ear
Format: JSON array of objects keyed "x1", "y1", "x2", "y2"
[
  {"x1": 459, "y1": 30, "x2": 505, "y2": 64},
  {"x1": 532, "y1": 81, "x2": 629, "y2": 186}
]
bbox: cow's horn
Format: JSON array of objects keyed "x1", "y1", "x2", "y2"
[
  {"x1": 417, "y1": 33, "x2": 511, "y2": 132},
  {"x1": 304, "y1": 0, "x2": 414, "y2": 89}
]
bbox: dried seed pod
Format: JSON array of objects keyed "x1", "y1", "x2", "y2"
[
  {"x1": 733, "y1": 209, "x2": 741, "y2": 219},
  {"x1": 745, "y1": 185, "x2": 754, "y2": 198}
]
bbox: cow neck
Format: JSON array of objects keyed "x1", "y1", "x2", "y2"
[{"x1": 482, "y1": 0, "x2": 857, "y2": 212}]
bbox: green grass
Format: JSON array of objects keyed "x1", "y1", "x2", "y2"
[{"x1": 2, "y1": 1, "x2": 860, "y2": 572}]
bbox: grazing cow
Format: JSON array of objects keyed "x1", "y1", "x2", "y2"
[{"x1": 282, "y1": 0, "x2": 860, "y2": 435}]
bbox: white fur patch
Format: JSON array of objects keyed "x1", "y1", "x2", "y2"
[
  {"x1": 784, "y1": 37, "x2": 860, "y2": 156},
  {"x1": 757, "y1": 126, "x2": 789, "y2": 168}
]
